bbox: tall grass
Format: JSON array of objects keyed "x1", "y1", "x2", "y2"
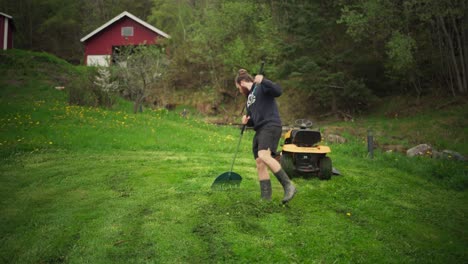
[{"x1": 326, "y1": 96, "x2": 468, "y2": 155}]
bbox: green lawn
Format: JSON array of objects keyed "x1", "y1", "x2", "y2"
[{"x1": 1, "y1": 50, "x2": 467, "y2": 263}]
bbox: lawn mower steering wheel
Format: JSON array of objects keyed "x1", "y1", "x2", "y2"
[{"x1": 295, "y1": 119, "x2": 313, "y2": 129}]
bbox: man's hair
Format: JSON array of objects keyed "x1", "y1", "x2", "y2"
[{"x1": 235, "y1": 69, "x2": 254, "y2": 84}]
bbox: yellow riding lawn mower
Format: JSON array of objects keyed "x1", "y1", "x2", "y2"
[{"x1": 280, "y1": 119, "x2": 340, "y2": 180}]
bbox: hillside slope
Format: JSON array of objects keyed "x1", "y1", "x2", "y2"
[{"x1": 319, "y1": 94, "x2": 468, "y2": 157}]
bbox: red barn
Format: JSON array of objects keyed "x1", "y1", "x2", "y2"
[
  {"x1": 80, "y1": 11, "x2": 170, "y2": 66},
  {"x1": 0, "y1": 12, "x2": 14, "y2": 50}
]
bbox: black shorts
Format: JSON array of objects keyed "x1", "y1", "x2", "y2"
[{"x1": 252, "y1": 124, "x2": 282, "y2": 159}]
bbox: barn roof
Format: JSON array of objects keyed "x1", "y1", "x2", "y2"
[
  {"x1": 80, "y1": 11, "x2": 170, "y2": 42},
  {"x1": 1, "y1": 12, "x2": 15, "y2": 30},
  {"x1": 0, "y1": 12, "x2": 13, "y2": 19}
]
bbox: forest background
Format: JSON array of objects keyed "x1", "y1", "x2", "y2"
[{"x1": 1, "y1": 0, "x2": 467, "y2": 120}]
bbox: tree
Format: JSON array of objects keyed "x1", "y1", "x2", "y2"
[
  {"x1": 408, "y1": 0, "x2": 468, "y2": 95},
  {"x1": 149, "y1": 0, "x2": 282, "y2": 115},
  {"x1": 337, "y1": 0, "x2": 415, "y2": 97},
  {"x1": 94, "y1": 67, "x2": 119, "y2": 107},
  {"x1": 115, "y1": 45, "x2": 170, "y2": 113},
  {"x1": 385, "y1": 31, "x2": 422, "y2": 100},
  {"x1": 338, "y1": 0, "x2": 468, "y2": 97},
  {"x1": 149, "y1": 0, "x2": 194, "y2": 42},
  {"x1": 269, "y1": 0, "x2": 374, "y2": 114},
  {"x1": 184, "y1": 1, "x2": 281, "y2": 79}
]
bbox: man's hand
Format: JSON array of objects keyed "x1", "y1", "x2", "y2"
[
  {"x1": 254, "y1": 74, "x2": 263, "y2": 84},
  {"x1": 242, "y1": 115, "x2": 250, "y2": 125}
]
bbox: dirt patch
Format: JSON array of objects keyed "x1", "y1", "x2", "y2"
[
  {"x1": 4, "y1": 78, "x2": 25, "y2": 87},
  {"x1": 322, "y1": 125, "x2": 364, "y2": 138},
  {"x1": 377, "y1": 144, "x2": 407, "y2": 154}
]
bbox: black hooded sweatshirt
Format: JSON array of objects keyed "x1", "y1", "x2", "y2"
[{"x1": 246, "y1": 78, "x2": 282, "y2": 131}]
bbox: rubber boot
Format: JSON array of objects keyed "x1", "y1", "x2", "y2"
[
  {"x1": 274, "y1": 169, "x2": 297, "y2": 204},
  {"x1": 260, "y1": 179, "x2": 272, "y2": 201}
]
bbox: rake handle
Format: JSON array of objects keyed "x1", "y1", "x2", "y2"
[{"x1": 229, "y1": 125, "x2": 246, "y2": 176}]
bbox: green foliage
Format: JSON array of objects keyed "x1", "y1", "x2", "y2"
[
  {"x1": 149, "y1": 0, "x2": 193, "y2": 42},
  {"x1": 337, "y1": 5, "x2": 370, "y2": 42},
  {"x1": 340, "y1": 79, "x2": 376, "y2": 113},
  {"x1": 223, "y1": 37, "x2": 250, "y2": 73},
  {"x1": 386, "y1": 31, "x2": 417, "y2": 73},
  {"x1": 114, "y1": 45, "x2": 170, "y2": 112},
  {"x1": 94, "y1": 67, "x2": 119, "y2": 95},
  {"x1": 0, "y1": 49, "x2": 75, "y2": 80},
  {"x1": 67, "y1": 68, "x2": 97, "y2": 107},
  {"x1": 337, "y1": 0, "x2": 468, "y2": 96},
  {"x1": 166, "y1": 0, "x2": 281, "y2": 94},
  {"x1": 2, "y1": 0, "x2": 467, "y2": 115},
  {"x1": 272, "y1": 1, "x2": 376, "y2": 113},
  {"x1": 65, "y1": 66, "x2": 118, "y2": 108}
]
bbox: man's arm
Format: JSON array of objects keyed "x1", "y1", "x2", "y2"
[{"x1": 261, "y1": 78, "x2": 282, "y2": 97}]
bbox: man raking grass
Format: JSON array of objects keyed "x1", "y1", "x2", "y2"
[{"x1": 235, "y1": 68, "x2": 297, "y2": 204}]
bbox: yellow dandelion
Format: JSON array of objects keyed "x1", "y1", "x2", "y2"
[{"x1": 346, "y1": 212, "x2": 351, "y2": 217}]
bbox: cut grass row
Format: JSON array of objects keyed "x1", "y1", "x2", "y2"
[{"x1": 1, "y1": 148, "x2": 466, "y2": 263}]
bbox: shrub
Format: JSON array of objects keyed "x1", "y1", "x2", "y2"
[
  {"x1": 68, "y1": 67, "x2": 118, "y2": 108},
  {"x1": 93, "y1": 67, "x2": 119, "y2": 108},
  {"x1": 68, "y1": 68, "x2": 97, "y2": 106}
]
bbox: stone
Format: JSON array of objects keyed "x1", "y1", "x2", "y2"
[
  {"x1": 326, "y1": 134, "x2": 347, "y2": 144},
  {"x1": 434, "y1": 150, "x2": 466, "y2": 161},
  {"x1": 406, "y1": 144, "x2": 433, "y2": 157}
]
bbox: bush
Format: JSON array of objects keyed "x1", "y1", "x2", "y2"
[
  {"x1": 68, "y1": 67, "x2": 117, "y2": 108},
  {"x1": 339, "y1": 78, "x2": 376, "y2": 114},
  {"x1": 68, "y1": 68, "x2": 97, "y2": 106}
]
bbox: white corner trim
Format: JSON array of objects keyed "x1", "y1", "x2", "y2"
[
  {"x1": 80, "y1": 11, "x2": 170, "y2": 42},
  {"x1": 3, "y1": 17, "x2": 8, "y2": 50}
]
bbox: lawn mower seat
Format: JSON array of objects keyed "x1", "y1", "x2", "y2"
[{"x1": 292, "y1": 130, "x2": 321, "y2": 147}]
